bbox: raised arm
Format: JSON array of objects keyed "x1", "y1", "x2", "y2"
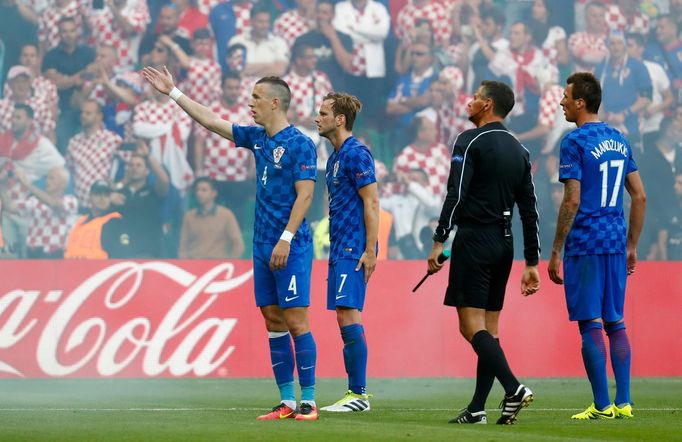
[{"x1": 141, "y1": 66, "x2": 235, "y2": 141}]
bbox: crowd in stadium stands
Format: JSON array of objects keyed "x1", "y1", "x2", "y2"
[{"x1": 0, "y1": 0, "x2": 681, "y2": 260}]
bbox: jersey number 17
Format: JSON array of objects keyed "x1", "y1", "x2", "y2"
[{"x1": 599, "y1": 159, "x2": 624, "y2": 208}]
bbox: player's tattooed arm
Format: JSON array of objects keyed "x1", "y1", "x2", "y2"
[{"x1": 548, "y1": 179, "x2": 580, "y2": 284}]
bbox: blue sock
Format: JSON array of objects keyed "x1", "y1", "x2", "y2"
[
  {"x1": 578, "y1": 321, "x2": 610, "y2": 410},
  {"x1": 341, "y1": 323, "x2": 368, "y2": 395},
  {"x1": 605, "y1": 322, "x2": 631, "y2": 406},
  {"x1": 268, "y1": 332, "x2": 295, "y2": 403},
  {"x1": 293, "y1": 332, "x2": 316, "y2": 402}
]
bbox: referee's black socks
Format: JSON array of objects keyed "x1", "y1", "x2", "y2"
[{"x1": 470, "y1": 330, "x2": 520, "y2": 397}]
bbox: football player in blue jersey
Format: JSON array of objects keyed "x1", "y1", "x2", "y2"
[
  {"x1": 315, "y1": 92, "x2": 379, "y2": 412},
  {"x1": 549, "y1": 72, "x2": 647, "y2": 420},
  {"x1": 142, "y1": 67, "x2": 320, "y2": 421}
]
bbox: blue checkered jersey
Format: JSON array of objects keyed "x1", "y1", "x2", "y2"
[
  {"x1": 326, "y1": 136, "x2": 376, "y2": 262},
  {"x1": 559, "y1": 122, "x2": 638, "y2": 256},
  {"x1": 232, "y1": 124, "x2": 317, "y2": 247}
]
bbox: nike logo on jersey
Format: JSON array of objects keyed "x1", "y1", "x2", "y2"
[
  {"x1": 254, "y1": 144, "x2": 262, "y2": 150},
  {"x1": 285, "y1": 295, "x2": 300, "y2": 302}
]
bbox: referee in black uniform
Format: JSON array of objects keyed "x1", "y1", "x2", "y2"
[{"x1": 427, "y1": 80, "x2": 541, "y2": 425}]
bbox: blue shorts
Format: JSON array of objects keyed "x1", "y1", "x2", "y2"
[
  {"x1": 253, "y1": 242, "x2": 312, "y2": 309},
  {"x1": 563, "y1": 254, "x2": 627, "y2": 322},
  {"x1": 326, "y1": 259, "x2": 366, "y2": 311}
]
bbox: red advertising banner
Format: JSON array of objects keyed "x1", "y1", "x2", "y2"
[{"x1": 0, "y1": 260, "x2": 679, "y2": 378}]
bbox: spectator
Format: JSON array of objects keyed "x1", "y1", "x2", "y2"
[
  {"x1": 139, "y1": 4, "x2": 189, "y2": 63},
  {"x1": 395, "y1": 18, "x2": 442, "y2": 76},
  {"x1": 193, "y1": 71, "x2": 253, "y2": 227},
  {"x1": 42, "y1": 16, "x2": 95, "y2": 152},
  {"x1": 0, "y1": 0, "x2": 38, "y2": 77},
  {"x1": 528, "y1": 0, "x2": 570, "y2": 73},
  {"x1": 0, "y1": 104, "x2": 65, "y2": 258},
  {"x1": 392, "y1": 113, "x2": 450, "y2": 198},
  {"x1": 493, "y1": 21, "x2": 547, "y2": 155},
  {"x1": 461, "y1": 5, "x2": 508, "y2": 93},
  {"x1": 209, "y1": 0, "x2": 254, "y2": 73},
  {"x1": 178, "y1": 177, "x2": 244, "y2": 259},
  {"x1": 64, "y1": 180, "x2": 131, "y2": 259},
  {"x1": 110, "y1": 144, "x2": 170, "y2": 258},
  {"x1": 664, "y1": 173, "x2": 682, "y2": 260},
  {"x1": 333, "y1": 0, "x2": 391, "y2": 123},
  {"x1": 428, "y1": 66, "x2": 474, "y2": 147},
  {"x1": 284, "y1": 39, "x2": 333, "y2": 146},
  {"x1": 174, "y1": 0, "x2": 208, "y2": 41},
  {"x1": 626, "y1": 32, "x2": 674, "y2": 151},
  {"x1": 0, "y1": 66, "x2": 56, "y2": 143},
  {"x1": 227, "y1": 3, "x2": 289, "y2": 77},
  {"x1": 514, "y1": 65, "x2": 564, "y2": 158},
  {"x1": 395, "y1": 0, "x2": 450, "y2": 48},
  {"x1": 166, "y1": 28, "x2": 222, "y2": 106},
  {"x1": 605, "y1": 0, "x2": 650, "y2": 36},
  {"x1": 385, "y1": 42, "x2": 439, "y2": 144},
  {"x1": 380, "y1": 168, "x2": 440, "y2": 259},
  {"x1": 223, "y1": 42, "x2": 259, "y2": 106},
  {"x1": 644, "y1": 15, "x2": 682, "y2": 106},
  {"x1": 65, "y1": 100, "x2": 123, "y2": 209},
  {"x1": 3, "y1": 43, "x2": 59, "y2": 117},
  {"x1": 86, "y1": 0, "x2": 150, "y2": 72},
  {"x1": 294, "y1": 0, "x2": 354, "y2": 91},
  {"x1": 639, "y1": 120, "x2": 680, "y2": 260},
  {"x1": 596, "y1": 31, "x2": 652, "y2": 152},
  {"x1": 133, "y1": 86, "x2": 194, "y2": 193},
  {"x1": 0, "y1": 166, "x2": 77, "y2": 259},
  {"x1": 75, "y1": 44, "x2": 142, "y2": 139},
  {"x1": 568, "y1": 1, "x2": 608, "y2": 72},
  {"x1": 38, "y1": 0, "x2": 85, "y2": 54},
  {"x1": 273, "y1": 0, "x2": 317, "y2": 50}
]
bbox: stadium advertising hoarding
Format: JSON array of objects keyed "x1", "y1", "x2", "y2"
[{"x1": 0, "y1": 260, "x2": 679, "y2": 378}]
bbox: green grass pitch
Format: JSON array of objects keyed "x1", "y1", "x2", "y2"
[{"x1": 1, "y1": 378, "x2": 680, "y2": 441}]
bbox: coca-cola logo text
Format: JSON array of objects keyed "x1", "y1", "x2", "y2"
[{"x1": 0, "y1": 262, "x2": 253, "y2": 377}]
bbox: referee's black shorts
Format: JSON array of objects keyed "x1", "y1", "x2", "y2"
[{"x1": 444, "y1": 224, "x2": 513, "y2": 311}]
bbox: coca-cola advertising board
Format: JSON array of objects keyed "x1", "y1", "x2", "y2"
[{"x1": 0, "y1": 260, "x2": 680, "y2": 378}]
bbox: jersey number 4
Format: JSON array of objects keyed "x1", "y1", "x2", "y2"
[{"x1": 599, "y1": 159, "x2": 624, "y2": 208}]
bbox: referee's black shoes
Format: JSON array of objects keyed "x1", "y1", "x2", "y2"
[
  {"x1": 497, "y1": 384, "x2": 534, "y2": 425},
  {"x1": 449, "y1": 408, "x2": 488, "y2": 424}
]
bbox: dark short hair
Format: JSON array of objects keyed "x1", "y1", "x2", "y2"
[
  {"x1": 222, "y1": 70, "x2": 241, "y2": 84},
  {"x1": 194, "y1": 176, "x2": 216, "y2": 191},
  {"x1": 657, "y1": 14, "x2": 679, "y2": 32},
  {"x1": 626, "y1": 32, "x2": 645, "y2": 48},
  {"x1": 566, "y1": 72, "x2": 602, "y2": 114},
  {"x1": 250, "y1": 1, "x2": 271, "y2": 20},
  {"x1": 256, "y1": 76, "x2": 291, "y2": 111},
  {"x1": 479, "y1": 80, "x2": 515, "y2": 118},
  {"x1": 291, "y1": 39, "x2": 315, "y2": 61},
  {"x1": 14, "y1": 103, "x2": 34, "y2": 119},
  {"x1": 323, "y1": 92, "x2": 363, "y2": 131},
  {"x1": 192, "y1": 27, "x2": 212, "y2": 40},
  {"x1": 480, "y1": 5, "x2": 506, "y2": 27},
  {"x1": 58, "y1": 16, "x2": 77, "y2": 29}
]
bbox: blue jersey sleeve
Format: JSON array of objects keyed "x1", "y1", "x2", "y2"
[
  {"x1": 292, "y1": 134, "x2": 317, "y2": 182},
  {"x1": 231, "y1": 124, "x2": 259, "y2": 151},
  {"x1": 348, "y1": 148, "x2": 376, "y2": 189},
  {"x1": 559, "y1": 136, "x2": 582, "y2": 182}
]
